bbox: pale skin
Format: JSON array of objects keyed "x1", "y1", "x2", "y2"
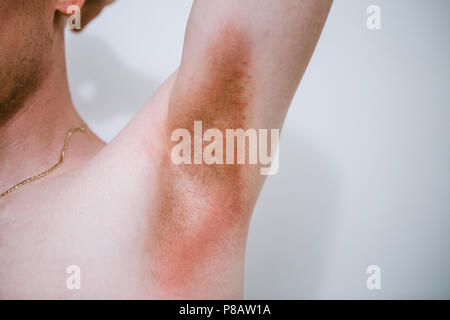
[{"x1": 0, "y1": 0, "x2": 332, "y2": 299}]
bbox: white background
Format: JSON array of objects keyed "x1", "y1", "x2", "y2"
[{"x1": 66, "y1": 0, "x2": 450, "y2": 299}]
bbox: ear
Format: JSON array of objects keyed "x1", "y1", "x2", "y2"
[{"x1": 55, "y1": 0, "x2": 86, "y2": 16}]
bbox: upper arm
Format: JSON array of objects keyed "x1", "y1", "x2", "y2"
[
  {"x1": 165, "y1": 0, "x2": 333, "y2": 210},
  {"x1": 169, "y1": 0, "x2": 333, "y2": 130},
  {"x1": 148, "y1": 0, "x2": 332, "y2": 296}
]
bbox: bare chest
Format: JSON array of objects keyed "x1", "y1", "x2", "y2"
[{"x1": 0, "y1": 177, "x2": 153, "y2": 299}]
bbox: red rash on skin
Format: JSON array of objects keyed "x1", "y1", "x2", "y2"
[{"x1": 146, "y1": 24, "x2": 260, "y2": 295}]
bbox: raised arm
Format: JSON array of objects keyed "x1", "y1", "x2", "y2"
[
  {"x1": 146, "y1": 0, "x2": 332, "y2": 298},
  {"x1": 165, "y1": 0, "x2": 332, "y2": 224},
  {"x1": 170, "y1": 0, "x2": 332, "y2": 131},
  {"x1": 166, "y1": 0, "x2": 332, "y2": 196}
]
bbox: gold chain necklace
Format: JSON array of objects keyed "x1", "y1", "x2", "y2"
[{"x1": 0, "y1": 125, "x2": 88, "y2": 199}]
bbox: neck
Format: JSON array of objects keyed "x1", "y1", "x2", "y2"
[{"x1": 0, "y1": 56, "x2": 103, "y2": 191}]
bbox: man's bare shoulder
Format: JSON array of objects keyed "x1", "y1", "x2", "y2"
[{"x1": 0, "y1": 71, "x2": 246, "y2": 299}]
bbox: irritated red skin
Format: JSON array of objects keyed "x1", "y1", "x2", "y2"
[{"x1": 146, "y1": 24, "x2": 261, "y2": 297}]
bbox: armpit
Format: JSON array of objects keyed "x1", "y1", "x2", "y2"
[{"x1": 146, "y1": 23, "x2": 261, "y2": 294}]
